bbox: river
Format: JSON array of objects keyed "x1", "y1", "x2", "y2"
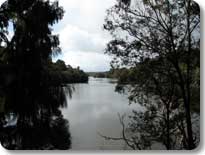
[{"x1": 61, "y1": 77, "x2": 141, "y2": 150}]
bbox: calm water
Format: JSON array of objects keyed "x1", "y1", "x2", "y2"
[{"x1": 62, "y1": 77, "x2": 141, "y2": 150}]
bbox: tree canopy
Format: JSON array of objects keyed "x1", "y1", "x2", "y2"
[
  {"x1": 104, "y1": 0, "x2": 200, "y2": 150},
  {"x1": 0, "y1": 0, "x2": 72, "y2": 149}
]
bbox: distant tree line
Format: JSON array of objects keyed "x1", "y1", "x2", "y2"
[
  {"x1": 49, "y1": 59, "x2": 88, "y2": 84},
  {"x1": 87, "y1": 68, "x2": 133, "y2": 79},
  {"x1": 87, "y1": 71, "x2": 110, "y2": 78}
]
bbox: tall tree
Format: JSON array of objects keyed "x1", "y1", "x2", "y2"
[
  {"x1": 104, "y1": 0, "x2": 199, "y2": 149},
  {"x1": 0, "y1": 0, "x2": 71, "y2": 149}
]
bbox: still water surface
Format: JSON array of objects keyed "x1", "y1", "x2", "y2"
[{"x1": 62, "y1": 77, "x2": 140, "y2": 150}]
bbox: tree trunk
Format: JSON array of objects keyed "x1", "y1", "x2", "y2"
[
  {"x1": 185, "y1": 0, "x2": 195, "y2": 149},
  {"x1": 173, "y1": 61, "x2": 195, "y2": 149},
  {"x1": 166, "y1": 103, "x2": 170, "y2": 150}
]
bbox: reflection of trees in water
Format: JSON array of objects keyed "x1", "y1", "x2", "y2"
[
  {"x1": 0, "y1": 0, "x2": 71, "y2": 149},
  {"x1": 0, "y1": 85, "x2": 72, "y2": 149},
  {"x1": 1, "y1": 111, "x2": 71, "y2": 149}
]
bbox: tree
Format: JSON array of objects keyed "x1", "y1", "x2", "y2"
[
  {"x1": 55, "y1": 59, "x2": 67, "y2": 71},
  {"x1": 0, "y1": 0, "x2": 71, "y2": 149},
  {"x1": 104, "y1": 0, "x2": 199, "y2": 150},
  {"x1": 101, "y1": 58, "x2": 189, "y2": 149}
]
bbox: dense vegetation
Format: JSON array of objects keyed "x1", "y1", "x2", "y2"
[
  {"x1": 0, "y1": 0, "x2": 80, "y2": 149},
  {"x1": 103, "y1": 0, "x2": 200, "y2": 150},
  {"x1": 50, "y1": 59, "x2": 88, "y2": 84}
]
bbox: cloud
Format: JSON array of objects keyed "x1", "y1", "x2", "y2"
[
  {"x1": 54, "y1": 7, "x2": 114, "y2": 72},
  {"x1": 52, "y1": 0, "x2": 116, "y2": 71},
  {"x1": 0, "y1": 0, "x2": 5, "y2": 5},
  {"x1": 59, "y1": 24, "x2": 107, "y2": 53},
  {"x1": 53, "y1": 0, "x2": 116, "y2": 34},
  {"x1": 58, "y1": 51, "x2": 112, "y2": 72}
]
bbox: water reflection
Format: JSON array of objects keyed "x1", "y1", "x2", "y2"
[
  {"x1": 62, "y1": 77, "x2": 141, "y2": 150},
  {"x1": 0, "y1": 85, "x2": 71, "y2": 150}
]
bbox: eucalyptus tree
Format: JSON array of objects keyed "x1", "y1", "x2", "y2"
[{"x1": 104, "y1": 0, "x2": 199, "y2": 149}]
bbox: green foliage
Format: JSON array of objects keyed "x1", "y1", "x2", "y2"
[
  {"x1": 49, "y1": 59, "x2": 88, "y2": 84},
  {"x1": 104, "y1": 0, "x2": 200, "y2": 150},
  {"x1": 0, "y1": 0, "x2": 72, "y2": 149}
]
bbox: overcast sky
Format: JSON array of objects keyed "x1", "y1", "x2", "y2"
[
  {"x1": 0, "y1": 0, "x2": 116, "y2": 72},
  {"x1": 53, "y1": 0, "x2": 116, "y2": 72}
]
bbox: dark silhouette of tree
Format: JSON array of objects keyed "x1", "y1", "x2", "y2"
[
  {"x1": 103, "y1": 0, "x2": 199, "y2": 150},
  {"x1": 0, "y1": 0, "x2": 72, "y2": 149},
  {"x1": 100, "y1": 59, "x2": 191, "y2": 149}
]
